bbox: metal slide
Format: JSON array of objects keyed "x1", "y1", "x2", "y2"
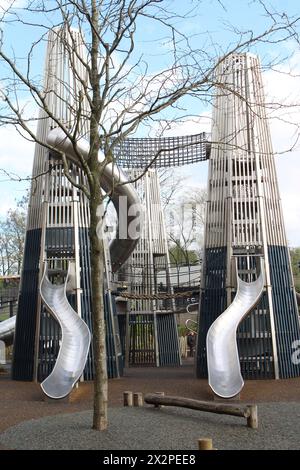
[
  {"x1": 207, "y1": 259, "x2": 265, "y2": 399},
  {"x1": 0, "y1": 316, "x2": 16, "y2": 346},
  {"x1": 38, "y1": 129, "x2": 142, "y2": 398},
  {"x1": 40, "y1": 264, "x2": 91, "y2": 399},
  {"x1": 47, "y1": 128, "x2": 143, "y2": 272}
]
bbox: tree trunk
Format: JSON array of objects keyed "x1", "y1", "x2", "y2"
[{"x1": 90, "y1": 192, "x2": 108, "y2": 431}]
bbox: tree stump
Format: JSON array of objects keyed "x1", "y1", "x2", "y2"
[
  {"x1": 133, "y1": 392, "x2": 143, "y2": 407},
  {"x1": 198, "y1": 438, "x2": 213, "y2": 450},
  {"x1": 123, "y1": 391, "x2": 133, "y2": 407}
]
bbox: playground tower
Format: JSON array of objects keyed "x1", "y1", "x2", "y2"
[
  {"x1": 117, "y1": 169, "x2": 181, "y2": 368},
  {"x1": 197, "y1": 53, "x2": 300, "y2": 380},
  {"x1": 12, "y1": 28, "x2": 124, "y2": 382}
]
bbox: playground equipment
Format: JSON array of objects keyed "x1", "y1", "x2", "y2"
[
  {"x1": 197, "y1": 53, "x2": 300, "y2": 392},
  {"x1": 144, "y1": 393, "x2": 258, "y2": 429},
  {"x1": 0, "y1": 278, "x2": 18, "y2": 348},
  {"x1": 207, "y1": 260, "x2": 265, "y2": 398},
  {"x1": 11, "y1": 27, "x2": 300, "y2": 400},
  {"x1": 12, "y1": 28, "x2": 141, "y2": 394},
  {"x1": 40, "y1": 264, "x2": 91, "y2": 399}
]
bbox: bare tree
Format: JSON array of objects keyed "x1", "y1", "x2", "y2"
[
  {"x1": 0, "y1": 0, "x2": 300, "y2": 431},
  {"x1": 166, "y1": 187, "x2": 206, "y2": 265},
  {"x1": 158, "y1": 168, "x2": 188, "y2": 210}
]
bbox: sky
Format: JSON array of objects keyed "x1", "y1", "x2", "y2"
[{"x1": 0, "y1": 0, "x2": 300, "y2": 246}]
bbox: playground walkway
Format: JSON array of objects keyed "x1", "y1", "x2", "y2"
[{"x1": 1, "y1": 360, "x2": 300, "y2": 450}]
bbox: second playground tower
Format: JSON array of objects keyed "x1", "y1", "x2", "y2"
[{"x1": 197, "y1": 53, "x2": 300, "y2": 380}]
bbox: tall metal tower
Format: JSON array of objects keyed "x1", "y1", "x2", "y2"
[
  {"x1": 117, "y1": 169, "x2": 181, "y2": 368},
  {"x1": 197, "y1": 53, "x2": 300, "y2": 383},
  {"x1": 12, "y1": 27, "x2": 138, "y2": 385}
]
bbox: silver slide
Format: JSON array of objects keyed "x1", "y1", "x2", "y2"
[
  {"x1": 40, "y1": 264, "x2": 91, "y2": 399},
  {"x1": 207, "y1": 259, "x2": 265, "y2": 399},
  {"x1": 40, "y1": 129, "x2": 141, "y2": 398},
  {"x1": 0, "y1": 316, "x2": 16, "y2": 346},
  {"x1": 47, "y1": 128, "x2": 143, "y2": 272}
]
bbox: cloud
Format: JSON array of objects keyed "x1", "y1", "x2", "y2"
[
  {"x1": 160, "y1": 113, "x2": 212, "y2": 137},
  {"x1": 0, "y1": 0, "x2": 24, "y2": 8},
  {"x1": 0, "y1": 127, "x2": 34, "y2": 176},
  {"x1": 0, "y1": 0, "x2": 25, "y2": 15},
  {"x1": 263, "y1": 55, "x2": 300, "y2": 247},
  {"x1": 0, "y1": 126, "x2": 34, "y2": 217}
]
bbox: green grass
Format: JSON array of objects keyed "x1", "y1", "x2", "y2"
[
  {"x1": 294, "y1": 275, "x2": 300, "y2": 293},
  {"x1": 0, "y1": 305, "x2": 10, "y2": 321}
]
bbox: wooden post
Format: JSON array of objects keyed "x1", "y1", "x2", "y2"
[
  {"x1": 247, "y1": 405, "x2": 258, "y2": 429},
  {"x1": 123, "y1": 391, "x2": 133, "y2": 407},
  {"x1": 133, "y1": 392, "x2": 143, "y2": 407},
  {"x1": 154, "y1": 392, "x2": 165, "y2": 409},
  {"x1": 198, "y1": 438, "x2": 213, "y2": 450}
]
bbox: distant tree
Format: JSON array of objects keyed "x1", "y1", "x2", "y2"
[
  {"x1": 169, "y1": 241, "x2": 198, "y2": 266},
  {"x1": 158, "y1": 169, "x2": 188, "y2": 210},
  {"x1": 290, "y1": 247, "x2": 300, "y2": 292},
  {"x1": 166, "y1": 187, "x2": 206, "y2": 264},
  {"x1": 0, "y1": 194, "x2": 28, "y2": 276}
]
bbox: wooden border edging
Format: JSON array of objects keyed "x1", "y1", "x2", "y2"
[{"x1": 144, "y1": 393, "x2": 258, "y2": 429}]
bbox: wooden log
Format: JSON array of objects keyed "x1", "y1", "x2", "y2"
[
  {"x1": 153, "y1": 392, "x2": 165, "y2": 409},
  {"x1": 198, "y1": 438, "x2": 213, "y2": 450},
  {"x1": 247, "y1": 405, "x2": 258, "y2": 429},
  {"x1": 133, "y1": 392, "x2": 143, "y2": 407},
  {"x1": 144, "y1": 393, "x2": 257, "y2": 427},
  {"x1": 123, "y1": 391, "x2": 133, "y2": 407}
]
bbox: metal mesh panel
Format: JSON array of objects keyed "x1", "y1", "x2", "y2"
[
  {"x1": 269, "y1": 245, "x2": 300, "y2": 378},
  {"x1": 114, "y1": 133, "x2": 209, "y2": 168},
  {"x1": 129, "y1": 314, "x2": 156, "y2": 366},
  {"x1": 196, "y1": 247, "x2": 227, "y2": 378},
  {"x1": 12, "y1": 229, "x2": 42, "y2": 381}
]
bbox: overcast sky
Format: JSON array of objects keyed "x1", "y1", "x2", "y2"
[{"x1": 0, "y1": 0, "x2": 299, "y2": 245}]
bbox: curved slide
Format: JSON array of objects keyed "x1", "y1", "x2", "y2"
[
  {"x1": 0, "y1": 316, "x2": 16, "y2": 347},
  {"x1": 39, "y1": 129, "x2": 142, "y2": 398},
  {"x1": 47, "y1": 128, "x2": 143, "y2": 272},
  {"x1": 207, "y1": 259, "x2": 265, "y2": 399},
  {"x1": 40, "y1": 264, "x2": 91, "y2": 399}
]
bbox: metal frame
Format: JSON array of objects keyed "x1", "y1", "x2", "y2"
[{"x1": 114, "y1": 133, "x2": 209, "y2": 168}]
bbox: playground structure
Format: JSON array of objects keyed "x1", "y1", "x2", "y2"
[
  {"x1": 207, "y1": 259, "x2": 265, "y2": 398},
  {"x1": 0, "y1": 276, "x2": 19, "y2": 357},
  {"x1": 116, "y1": 169, "x2": 181, "y2": 368},
  {"x1": 40, "y1": 263, "x2": 91, "y2": 399},
  {"x1": 0, "y1": 316, "x2": 16, "y2": 348},
  {"x1": 4, "y1": 27, "x2": 299, "y2": 399},
  {"x1": 197, "y1": 53, "x2": 300, "y2": 392},
  {"x1": 12, "y1": 28, "x2": 142, "y2": 391}
]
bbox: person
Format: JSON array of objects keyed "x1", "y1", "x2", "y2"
[
  {"x1": 187, "y1": 331, "x2": 196, "y2": 357},
  {"x1": 179, "y1": 334, "x2": 187, "y2": 359}
]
